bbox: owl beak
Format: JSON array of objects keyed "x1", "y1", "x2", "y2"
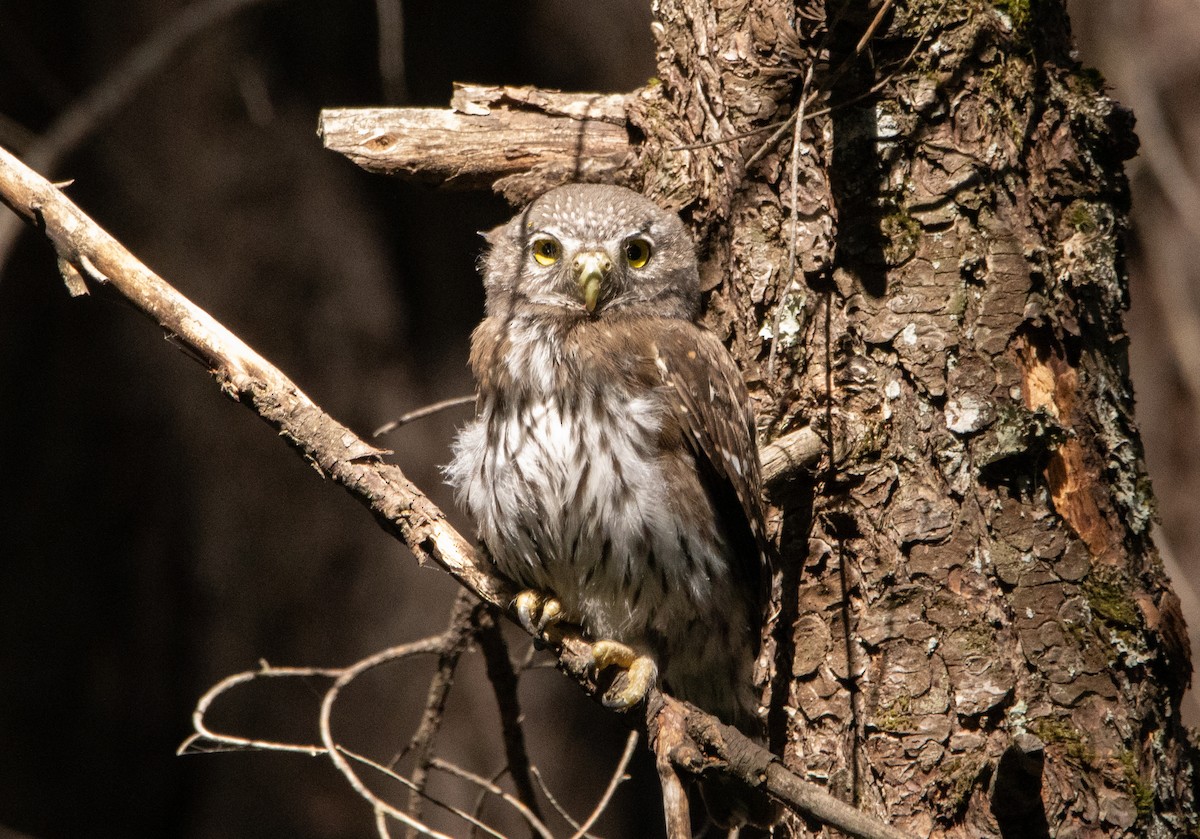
[{"x1": 573, "y1": 250, "x2": 612, "y2": 313}]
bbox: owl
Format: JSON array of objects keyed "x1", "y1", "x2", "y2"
[{"x1": 446, "y1": 184, "x2": 772, "y2": 826}]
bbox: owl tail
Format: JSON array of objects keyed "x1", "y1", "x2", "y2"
[{"x1": 700, "y1": 772, "x2": 781, "y2": 831}]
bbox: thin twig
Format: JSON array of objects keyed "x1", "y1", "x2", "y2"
[
  {"x1": 428, "y1": 758, "x2": 556, "y2": 839},
  {"x1": 474, "y1": 605, "x2": 545, "y2": 829},
  {"x1": 180, "y1": 661, "x2": 342, "y2": 756},
  {"x1": 739, "y1": 0, "x2": 936, "y2": 170},
  {"x1": 566, "y1": 730, "x2": 639, "y2": 839},
  {"x1": 768, "y1": 62, "x2": 815, "y2": 379},
  {"x1": 375, "y1": 807, "x2": 394, "y2": 839},
  {"x1": 855, "y1": 0, "x2": 896, "y2": 55},
  {"x1": 341, "y1": 745, "x2": 510, "y2": 839},
  {"x1": 530, "y1": 767, "x2": 592, "y2": 837},
  {"x1": 373, "y1": 394, "x2": 476, "y2": 438},
  {"x1": 318, "y1": 637, "x2": 467, "y2": 839},
  {"x1": 468, "y1": 766, "x2": 515, "y2": 839},
  {"x1": 184, "y1": 640, "x2": 468, "y2": 838},
  {"x1": 403, "y1": 591, "x2": 482, "y2": 838},
  {"x1": 671, "y1": 119, "x2": 790, "y2": 153}
]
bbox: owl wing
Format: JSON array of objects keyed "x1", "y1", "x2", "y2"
[{"x1": 650, "y1": 321, "x2": 772, "y2": 585}]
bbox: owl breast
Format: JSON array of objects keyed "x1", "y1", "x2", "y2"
[
  {"x1": 449, "y1": 384, "x2": 709, "y2": 640},
  {"x1": 445, "y1": 317, "x2": 758, "y2": 726}
]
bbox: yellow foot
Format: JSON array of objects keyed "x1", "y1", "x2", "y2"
[
  {"x1": 514, "y1": 590, "x2": 563, "y2": 637},
  {"x1": 589, "y1": 639, "x2": 658, "y2": 710}
]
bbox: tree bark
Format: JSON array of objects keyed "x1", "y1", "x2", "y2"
[
  {"x1": 322, "y1": 1, "x2": 1199, "y2": 836},
  {"x1": 637, "y1": 2, "x2": 1196, "y2": 836}
]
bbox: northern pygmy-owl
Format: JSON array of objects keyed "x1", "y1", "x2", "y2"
[{"x1": 447, "y1": 184, "x2": 771, "y2": 826}]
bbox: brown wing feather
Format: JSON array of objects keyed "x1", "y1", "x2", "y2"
[{"x1": 650, "y1": 321, "x2": 772, "y2": 583}]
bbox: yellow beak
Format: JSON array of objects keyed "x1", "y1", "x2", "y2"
[{"x1": 573, "y1": 251, "x2": 612, "y2": 313}]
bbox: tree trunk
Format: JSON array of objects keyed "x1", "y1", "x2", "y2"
[{"x1": 627, "y1": 0, "x2": 1196, "y2": 836}]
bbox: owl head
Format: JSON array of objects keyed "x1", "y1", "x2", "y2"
[{"x1": 480, "y1": 184, "x2": 701, "y2": 321}]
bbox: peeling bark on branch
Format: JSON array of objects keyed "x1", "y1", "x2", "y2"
[{"x1": 0, "y1": 143, "x2": 508, "y2": 615}]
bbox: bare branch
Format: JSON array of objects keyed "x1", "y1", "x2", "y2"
[
  {"x1": 180, "y1": 661, "x2": 343, "y2": 757},
  {"x1": 0, "y1": 141, "x2": 918, "y2": 839},
  {"x1": 403, "y1": 591, "x2": 482, "y2": 836},
  {"x1": 340, "y1": 746, "x2": 512, "y2": 839},
  {"x1": 319, "y1": 85, "x2": 632, "y2": 203},
  {"x1": 373, "y1": 394, "x2": 476, "y2": 437},
  {"x1": 428, "y1": 758, "x2": 555, "y2": 839},
  {"x1": 319, "y1": 638, "x2": 471, "y2": 839},
  {"x1": 767, "y1": 62, "x2": 816, "y2": 379},
  {"x1": 0, "y1": 144, "x2": 511, "y2": 613},
  {"x1": 647, "y1": 698, "x2": 693, "y2": 839},
  {"x1": 529, "y1": 768, "x2": 593, "y2": 838},
  {"x1": 665, "y1": 693, "x2": 918, "y2": 839},
  {"x1": 760, "y1": 425, "x2": 823, "y2": 487}
]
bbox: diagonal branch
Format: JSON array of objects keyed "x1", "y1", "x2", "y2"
[
  {"x1": 0, "y1": 142, "x2": 912, "y2": 839},
  {"x1": 0, "y1": 141, "x2": 509, "y2": 613}
]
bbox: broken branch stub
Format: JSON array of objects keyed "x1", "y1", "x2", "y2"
[{"x1": 318, "y1": 84, "x2": 635, "y2": 203}]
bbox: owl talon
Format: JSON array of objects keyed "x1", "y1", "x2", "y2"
[
  {"x1": 590, "y1": 640, "x2": 658, "y2": 710},
  {"x1": 514, "y1": 590, "x2": 563, "y2": 637}
]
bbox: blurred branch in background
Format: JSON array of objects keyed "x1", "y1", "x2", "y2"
[
  {"x1": 374, "y1": 0, "x2": 407, "y2": 104},
  {"x1": 0, "y1": 0, "x2": 285, "y2": 272}
]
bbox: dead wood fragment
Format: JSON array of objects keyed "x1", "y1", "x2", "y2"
[{"x1": 319, "y1": 85, "x2": 634, "y2": 204}]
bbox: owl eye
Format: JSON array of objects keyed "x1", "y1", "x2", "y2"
[
  {"x1": 531, "y1": 236, "x2": 561, "y2": 266},
  {"x1": 624, "y1": 238, "x2": 652, "y2": 269}
]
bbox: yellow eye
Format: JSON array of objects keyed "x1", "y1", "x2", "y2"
[
  {"x1": 532, "y1": 236, "x2": 561, "y2": 266},
  {"x1": 624, "y1": 238, "x2": 652, "y2": 269}
]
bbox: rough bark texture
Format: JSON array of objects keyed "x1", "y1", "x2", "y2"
[{"x1": 622, "y1": 1, "x2": 1198, "y2": 836}]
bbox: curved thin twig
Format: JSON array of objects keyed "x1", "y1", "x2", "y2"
[
  {"x1": 318, "y1": 637, "x2": 464, "y2": 839},
  {"x1": 566, "y1": 730, "x2": 639, "y2": 839},
  {"x1": 341, "y1": 746, "x2": 510, "y2": 839},
  {"x1": 427, "y1": 758, "x2": 555, "y2": 839},
  {"x1": 180, "y1": 661, "x2": 343, "y2": 756}
]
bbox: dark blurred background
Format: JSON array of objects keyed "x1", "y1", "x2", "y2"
[{"x1": 0, "y1": 2, "x2": 1195, "y2": 837}]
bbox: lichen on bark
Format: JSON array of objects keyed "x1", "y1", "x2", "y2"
[{"x1": 631, "y1": 0, "x2": 1199, "y2": 836}]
